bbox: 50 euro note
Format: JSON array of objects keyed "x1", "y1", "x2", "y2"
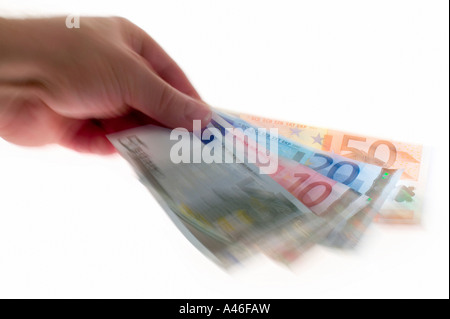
[
  {"x1": 224, "y1": 110, "x2": 426, "y2": 224},
  {"x1": 210, "y1": 114, "x2": 372, "y2": 259},
  {"x1": 107, "y1": 122, "x2": 322, "y2": 268}
]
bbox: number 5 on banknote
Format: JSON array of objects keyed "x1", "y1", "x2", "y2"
[{"x1": 341, "y1": 135, "x2": 398, "y2": 169}]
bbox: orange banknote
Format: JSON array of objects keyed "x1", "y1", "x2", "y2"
[{"x1": 226, "y1": 111, "x2": 427, "y2": 224}]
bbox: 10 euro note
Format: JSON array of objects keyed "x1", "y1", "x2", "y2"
[
  {"x1": 269, "y1": 159, "x2": 373, "y2": 261},
  {"x1": 224, "y1": 110, "x2": 426, "y2": 224}
]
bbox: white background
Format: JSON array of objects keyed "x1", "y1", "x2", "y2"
[{"x1": 0, "y1": 0, "x2": 448, "y2": 298}]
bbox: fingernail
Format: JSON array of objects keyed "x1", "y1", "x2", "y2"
[{"x1": 185, "y1": 99, "x2": 212, "y2": 124}]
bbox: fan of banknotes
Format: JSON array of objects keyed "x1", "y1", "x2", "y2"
[{"x1": 107, "y1": 109, "x2": 426, "y2": 268}]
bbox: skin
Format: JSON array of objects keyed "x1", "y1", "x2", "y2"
[{"x1": 0, "y1": 17, "x2": 212, "y2": 154}]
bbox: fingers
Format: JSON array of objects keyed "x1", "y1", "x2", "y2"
[
  {"x1": 124, "y1": 60, "x2": 211, "y2": 130},
  {"x1": 0, "y1": 85, "x2": 59, "y2": 146},
  {"x1": 95, "y1": 110, "x2": 162, "y2": 135},
  {"x1": 63, "y1": 111, "x2": 162, "y2": 154},
  {"x1": 136, "y1": 28, "x2": 202, "y2": 100},
  {"x1": 0, "y1": 84, "x2": 115, "y2": 154},
  {"x1": 58, "y1": 119, "x2": 116, "y2": 155}
]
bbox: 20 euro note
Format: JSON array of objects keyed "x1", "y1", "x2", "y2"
[
  {"x1": 217, "y1": 111, "x2": 402, "y2": 248},
  {"x1": 224, "y1": 111, "x2": 426, "y2": 224},
  {"x1": 209, "y1": 114, "x2": 371, "y2": 260},
  {"x1": 107, "y1": 123, "x2": 322, "y2": 268}
]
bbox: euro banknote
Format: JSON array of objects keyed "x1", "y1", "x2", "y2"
[
  {"x1": 268, "y1": 159, "x2": 373, "y2": 259},
  {"x1": 107, "y1": 122, "x2": 322, "y2": 267},
  {"x1": 209, "y1": 114, "x2": 372, "y2": 259},
  {"x1": 107, "y1": 110, "x2": 420, "y2": 267},
  {"x1": 215, "y1": 111, "x2": 402, "y2": 251},
  {"x1": 264, "y1": 162, "x2": 374, "y2": 262},
  {"x1": 217, "y1": 111, "x2": 402, "y2": 212},
  {"x1": 209, "y1": 114, "x2": 370, "y2": 217},
  {"x1": 224, "y1": 111, "x2": 426, "y2": 223}
]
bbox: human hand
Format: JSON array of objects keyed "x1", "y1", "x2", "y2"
[{"x1": 0, "y1": 17, "x2": 211, "y2": 154}]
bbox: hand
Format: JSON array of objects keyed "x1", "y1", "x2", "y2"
[{"x1": 0, "y1": 17, "x2": 211, "y2": 154}]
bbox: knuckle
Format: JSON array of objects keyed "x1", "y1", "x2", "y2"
[
  {"x1": 0, "y1": 91, "x2": 40, "y2": 136},
  {"x1": 113, "y1": 16, "x2": 132, "y2": 26}
]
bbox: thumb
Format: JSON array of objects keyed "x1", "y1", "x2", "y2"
[{"x1": 124, "y1": 62, "x2": 211, "y2": 130}]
